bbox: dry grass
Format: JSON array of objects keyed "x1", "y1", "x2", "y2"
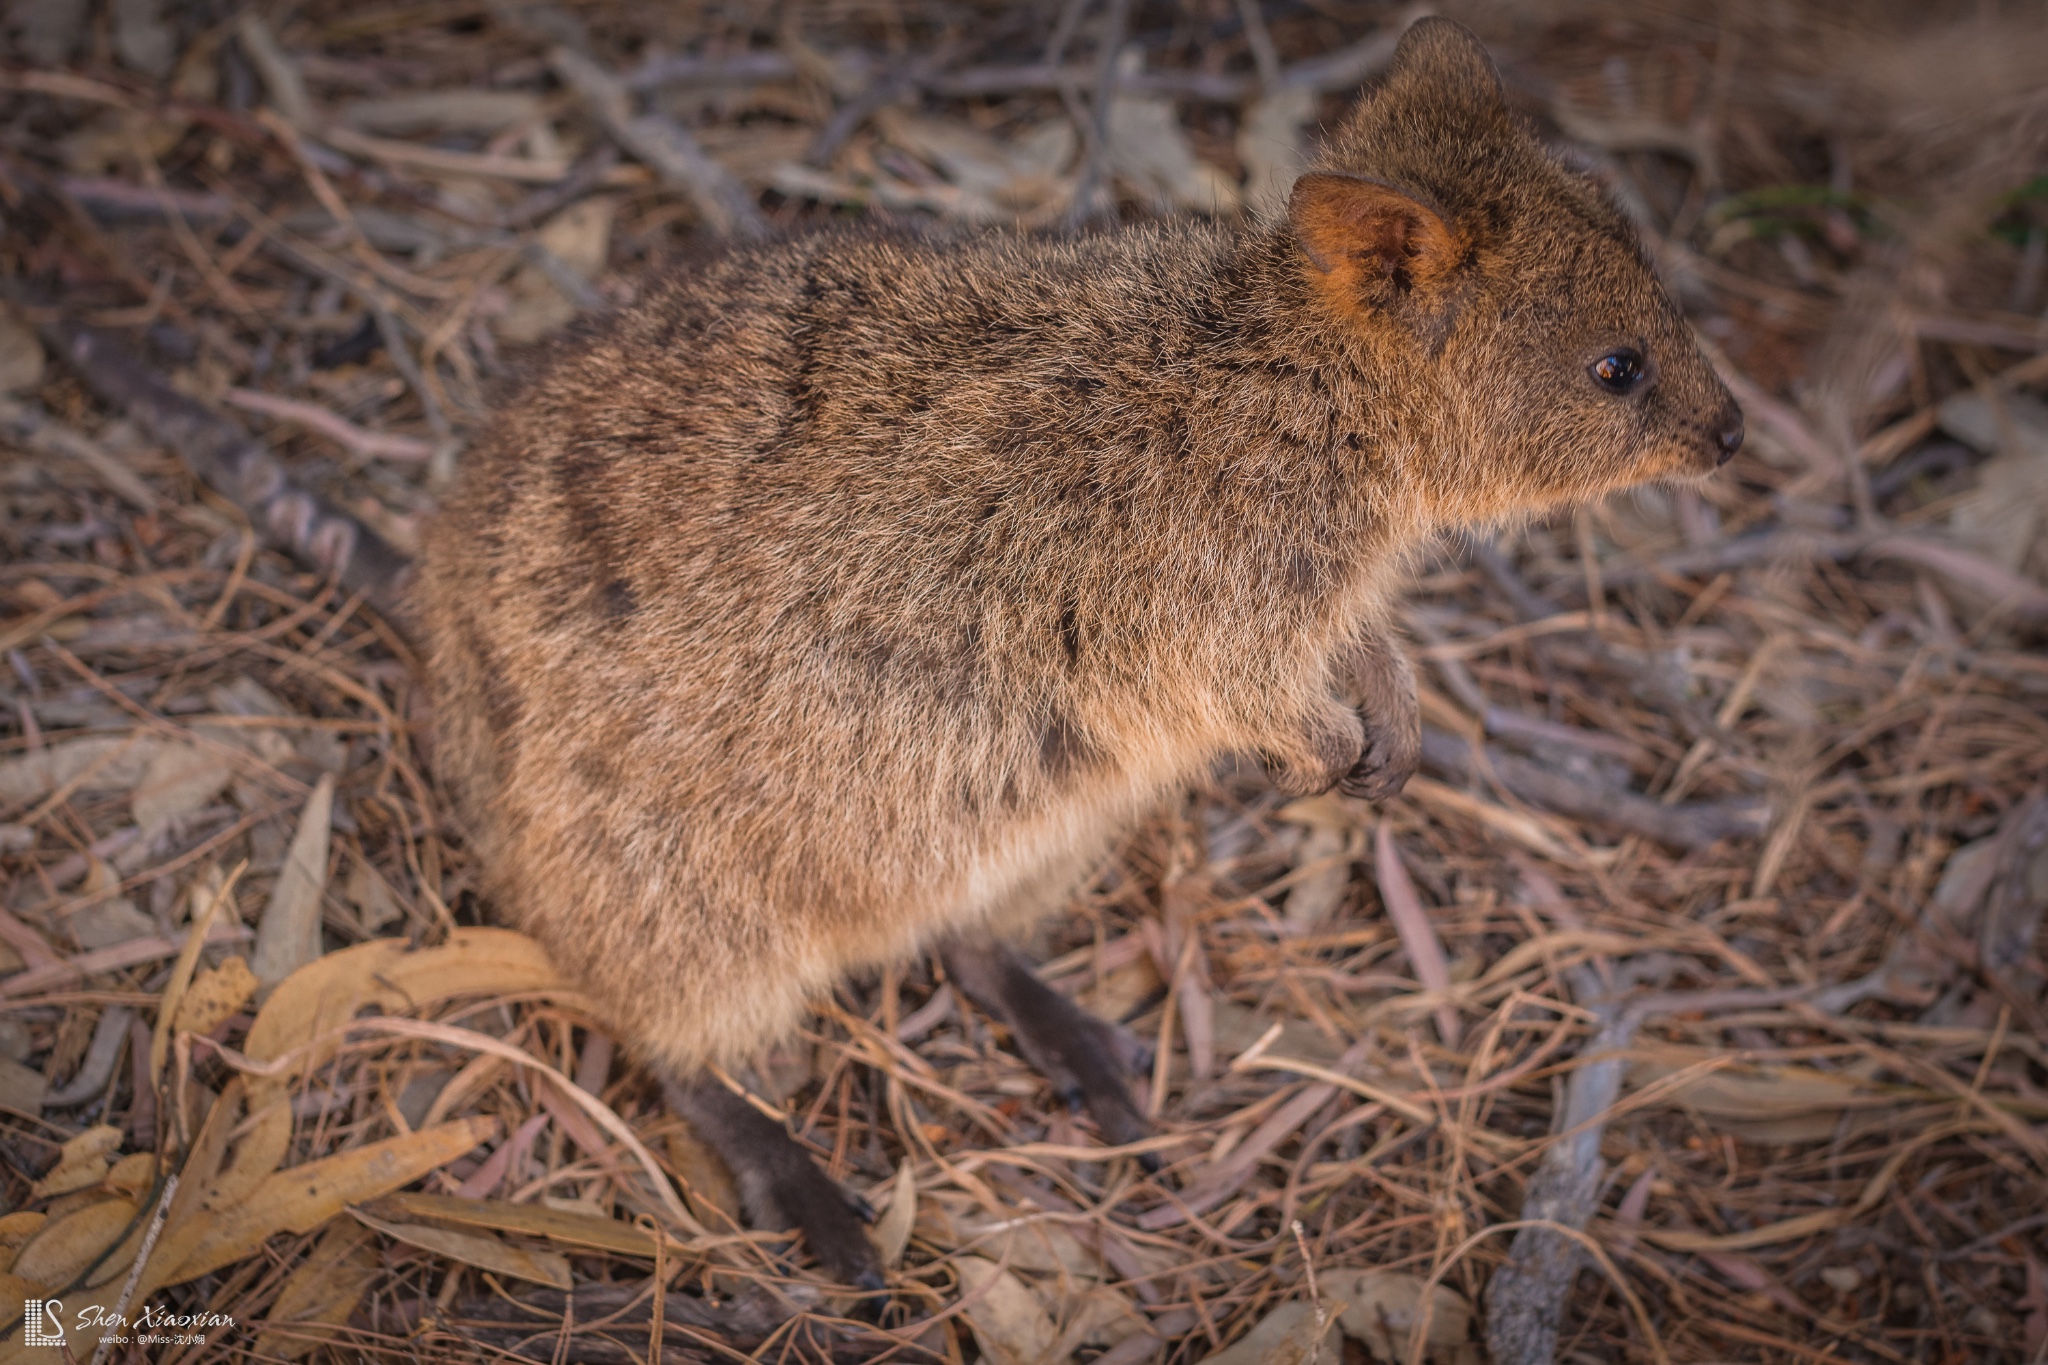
[{"x1": 1, "y1": 1, "x2": 2046, "y2": 1362}]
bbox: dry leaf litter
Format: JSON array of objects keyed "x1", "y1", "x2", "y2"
[{"x1": 0, "y1": 0, "x2": 2045, "y2": 1361}]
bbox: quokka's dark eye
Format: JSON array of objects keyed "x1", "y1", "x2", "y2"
[{"x1": 1590, "y1": 348, "x2": 1648, "y2": 394}]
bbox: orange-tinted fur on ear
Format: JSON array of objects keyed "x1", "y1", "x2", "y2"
[{"x1": 1289, "y1": 173, "x2": 1469, "y2": 321}]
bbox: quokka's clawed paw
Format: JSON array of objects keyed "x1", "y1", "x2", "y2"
[
  {"x1": 1265, "y1": 704, "x2": 1368, "y2": 797},
  {"x1": 1338, "y1": 718, "x2": 1420, "y2": 800}
]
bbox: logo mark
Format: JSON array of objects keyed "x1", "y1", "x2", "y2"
[{"x1": 22, "y1": 1299, "x2": 64, "y2": 1347}]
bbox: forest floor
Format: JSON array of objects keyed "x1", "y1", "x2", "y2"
[{"x1": 1, "y1": 0, "x2": 2046, "y2": 1361}]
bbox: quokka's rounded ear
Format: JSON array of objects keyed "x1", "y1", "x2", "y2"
[
  {"x1": 1288, "y1": 173, "x2": 1462, "y2": 295},
  {"x1": 1380, "y1": 16, "x2": 1506, "y2": 114}
]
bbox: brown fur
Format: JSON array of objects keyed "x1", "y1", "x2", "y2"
[{"x1": 417, "y1": 20, "x2": 1738, "y2": 1081}]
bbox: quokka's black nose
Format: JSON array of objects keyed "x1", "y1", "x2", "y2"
[{"x1": 1715, "y1": 405, "x2": 1744, "y2": 464}]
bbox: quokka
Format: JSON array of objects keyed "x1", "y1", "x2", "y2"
[{"x1": 416, "y1": 17, "x2": 1742, "y2": 1286}]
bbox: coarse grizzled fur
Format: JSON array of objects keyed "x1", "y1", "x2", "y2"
[{"x1": 417, "y1": 19, "x2": 1739, "y2": 1080}]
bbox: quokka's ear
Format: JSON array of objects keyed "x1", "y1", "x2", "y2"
[
  {"x1": 1288, "y1": 173, "x2": 1464, "y2": 301},
  {"x1": 1378, "y1": 16, "x2": 1507, "y2": 118}
]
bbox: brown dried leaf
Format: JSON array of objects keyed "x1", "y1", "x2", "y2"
[
  {"x1": 951, "y1": 1209, "x2": 1100, "y2": 1281},
  {"x1": 1105, "y1": 57, "x2": 1239, "y2": 216},
  {"x1": 172, "y1": 955, "x2": 258, "y2": 1036},
  {"x1": 1940, "y1": 391, "x2": 2048, "y2": 573},
  {"x1": 206, "y1": 677, "x2": 299, "y2": 766},
  {"x1": 0, "y1": 1274, "x2": 40, "y2": 1337},
  {"x1": 664, "y1": 1127, "x2": 742, "y2": 1225},
  {"x1": 1627, "y1": 1044, "x2": 1901, "y2": 1117},
  {"x1": 249, "y1": 772, "x2": 335, "y2": 992},
  {"x1": 17, "y1": 1117, "x2": 493, "y2": 1360},
  {"x1": 0, "y1": 1213, "x2": 48, "y2": 1261},
  {"x1": 1192, "y1": 1299, "x2": 1344, "y2": 1364},
  {"x1": 874, "y1": 1157, "x2": 916, "y2": 1268},
  {"x1": 1058, "y1": 1285, "x2": 1152, "y2": 1356},
  {"x1": 366, "y1": 1192, "x2": 663, "y2": 1257},
  {"x1": 341, "y1": 858, "x2": 404, "y2": 936},
  {"x1": 350, "y1": 1203, "x2": 572, "y2": 1289},
  {"x1": 1374, "y1": 819, "x2": 1461, "y2": 1048},
  {"x1": 103, "y1": 1152, "x2": 156, "y2": 1199},
  {"x1": 337, "y1": 89, "x2": 542, "y2": 135},
  {"x1": 956, "y1": 1255, "x2": 1059, "y2": 1365},
  {"x1": 497, "y1": 197, "x2": 618, "y2": 343},
  {"x1": 0, "y1": 1059, "x2": 44, "y2": 1120},
  {"x1": 1329, "y1": 1268, "x2": 1476, "y2": 1362},
  {"x1": 0, "y1": 309, "x2": 45, "y2": 396},
  {"x1": 1279, "y1": 811, "x2": 1355, "y2": 933},
  {"x1": 160, "y1": 1116, "x2": 498, "y2": 1285},
  {"x1": 874, "y1": 110, "x2": 1075, "y2": 217},
  {"x1": 1074, "y1": 949, "x2": 1161, "y2": 1024},
  {"x1": 252, "y1": 1222, "x2": 379, "y2": 1361},
  {"x1": 1238, "y1": 85, "x2": 1315, "y2": 220},
  {"x1": 10, "y1": 1196, "x2": 137, "y2": 1289},
  {"x1": 220, "y1": 929, "x2": 564, "y2": 1210},
  {"x1": 0, "y1": 736, "x2": 158, "y2": 807},
  {"x1": 1210, "y1": 1000, "x2": 1346, "y2": 1068},
  {"x1": 130, "y1": 740, "x2": 235, "y2": 831},
  {"x1": 67, "y1": 879, "x2": 154, "y2": 951},
  {"x1": 30, "y1": 1125, "x2": 122, "y2": 1200}
]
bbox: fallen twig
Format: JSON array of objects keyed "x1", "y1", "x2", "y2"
[
  {"x1": 222, "y1": 388, "x2": 439, "y2": 463},
  {"x1": 1486, "y1": 978, "x2": 1816, "y2": 1363},
  {"x1": 0, "y1": 398, "x2": 161, "y2": 511},
  {"x1": 550, "y1": 47, "x2": 769, "y2": 240},
  {"x1": 1419, "y1": 727, "x2": 1769, "y2": 850},
  {"x1": 1375, "y1": 819, "x2": 1461, "y2": 1048},
  {"x1": 44, "y1": 1004, "x2": 134, "y2": 1107}
]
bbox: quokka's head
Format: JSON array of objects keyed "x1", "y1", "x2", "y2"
[{"x1": 1290, "y1": 17, "x2": 1742, "y2": 518}]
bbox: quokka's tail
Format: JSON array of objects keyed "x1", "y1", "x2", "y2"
[{"x1": 46, "y1": 323, "x2": 416, "y2": 619}]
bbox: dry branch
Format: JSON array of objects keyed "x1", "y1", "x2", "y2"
[
  {"x1": 1418, "y1": 727, "x2": 1768, "y2": 850},
  {"x1": 550, "y1": 47, "x2": 769, "y2": 240}
]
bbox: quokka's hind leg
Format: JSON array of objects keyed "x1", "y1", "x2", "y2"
[
  {"x1": 939, "y1": 937, "x2": 1158, "y2": 1170},
  {"x1": 662, "y1": 1076, "x2": 885, "y2": 1291}
]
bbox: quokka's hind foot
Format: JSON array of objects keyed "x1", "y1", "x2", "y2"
[
  {"x1": 662, "y1": 1076, "x2": 886, "y2": 1292},
  {"x1": 939, "y1": 936, "x2": 1159, "y2": 1170}
]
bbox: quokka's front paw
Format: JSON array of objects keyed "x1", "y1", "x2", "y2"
[
  {"x1": 1264, "y1": 704, "x2": 1366, "y2": 796},
  {"x1": 1338, "y1": 708, "x2": 1420, "y2": 801}
]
